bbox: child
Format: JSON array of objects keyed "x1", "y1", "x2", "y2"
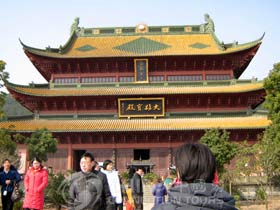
[{"x1": 125, "y1": 184, "x2": 134, "y2": 210}]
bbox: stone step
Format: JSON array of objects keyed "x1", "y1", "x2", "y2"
[
  {"x1": 143, "y1": 184, "x2": 155, "y2": 203},
  {"x1": 124, "y1": 184, "x2": 166, "y2": 203}
]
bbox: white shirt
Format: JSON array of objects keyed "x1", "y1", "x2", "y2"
[{"x1": 101, "y1": 169, "x2": 122, "y2": 204}]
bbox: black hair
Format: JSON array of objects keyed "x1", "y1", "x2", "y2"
[
  {"x1": 103, "y1": 159, "x2": 113, "y2": 170},
  {"x1": 93, "y1": 161, "x2": 99, "y2": 170},
  {"x1": 136, "y1": 167, "x2": 144, "y2": 172},
  {"x1": 2, "y1": 159, "x2": 10, "y2": 164},
  {"x1": 0, "y1": 159, "x2": 17, "y2": 171},
  {"x1": 30, "y1": 157, "x2": 43, "y2": 168},
  {"x1": 31, "y1": 157, "x2": 42, "y2": 164},
  {"x1": 175, "y1": 143, "x2": 216, "y2": 183},
  {"x1": 81, "y1": 152, "x2": 94, "y2": 161}
]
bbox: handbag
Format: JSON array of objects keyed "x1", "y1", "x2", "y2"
[
  {"x1": 11, "y1": 183, "x2": 22, "y2": 202},
  {"x1": 125, "y1": 202, "x2": 134, "y2": 210}
]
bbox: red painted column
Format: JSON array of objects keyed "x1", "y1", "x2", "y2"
[{"x1": 67, "y1": 144, "x2": 73, "y2": 170}]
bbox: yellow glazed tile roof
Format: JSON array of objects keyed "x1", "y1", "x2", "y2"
[
  {"x1": 0, "y1": 116, "x2": 270, "y2": 132},
  {"x1": 7, "y1": 82, "x2": 264, "y2": 97},
  {"x1": 22, "y1": 33, "x2": 262, "y2": 58}
]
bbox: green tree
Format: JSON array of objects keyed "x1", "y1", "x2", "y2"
[
  {"x1": 199, "y1": 128, "x2": 237, "y2": 174},
  {"x1": 25, "y1": 128, "x2": 58, "y2": 161},
  {"x1": 0, "y1": 60, "x2": 9, "y2": 119},
  {"x1": 262, "y1": 62, "x2": 280, "y2": 180},
  {"x1": 263, "y1": 62, "x2": 280, "y2": 122},
  {"x1": 255, "y1": 62, "x2": 280, "y2": 209},
  {"x1": 0, "y1": 128, "x2": 20, "y2": 166},
  {"x1": 258, "y1": 126, "x2": 280, "y2": 178},
  {"x1": 254, "y1": 130, "x2": 278, "y2": 209},
  {"x1": 223, "y1": 141, "x2": 260, "y2": 197}
]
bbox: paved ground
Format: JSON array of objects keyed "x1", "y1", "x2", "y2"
[
  {"x1": 48, "y1": 196, "x2": 280, "y2": 210},
  {"x1": 55, "y1": 203, "x2": 155, "y2": 210},
  {"x1": 144, "y1": 203, "x2": 154, "y2": 210},
  {"x1": 123, "y1": 203, "x2": 154, "y2": 210}
]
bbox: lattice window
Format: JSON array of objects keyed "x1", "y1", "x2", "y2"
[
  {"x1": 206, "y1": 74, "x2": 230, "y2": 80},
  {"x1": 119, "y1": 76, "x2": 134, "y2": 82},
  {"x1": 81, "y1": 77, "x2": 116, "y2": 83},
  {"x1": 54, "y1": 78, "x2": 79, "y2": 84},
  {"x1": 149, "y1": 76, "x2": 164, "y2": 82},
  {"x1": 167, "y1": 75, "x2": 202, "y2": 81}
]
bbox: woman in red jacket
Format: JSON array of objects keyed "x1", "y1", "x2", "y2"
[{"x1": 23, "y1": 157, "x2": 48, "y2": 210}]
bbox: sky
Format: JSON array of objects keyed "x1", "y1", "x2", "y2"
[{"x1": 1, "y1": 0, "x2": 280, "y2": 91}]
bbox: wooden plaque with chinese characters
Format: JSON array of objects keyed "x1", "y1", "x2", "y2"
[
  {"x1": 118, "y1": 97, "x2": 165, "y2": 118},
  {"x1": 134, "y1": 59, "x2": 149, "y2": 83}
]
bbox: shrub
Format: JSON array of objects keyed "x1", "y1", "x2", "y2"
[
  {"x1": 120, "y1": 171, "x2": 130, "y2": 184},
  {"x1": 255, "y1": 186, "x2": 267, "y2": 203},
  {"x1": 45, "y1": 172, "x2": 69, "y2": 210},
  {"x1": 13, "y1": 200, "x2": 23, "y2": 210},
  {"x1": 143, "y1": 172, "x2": 158, "y2": 184},
  {"x1": 270, "y1": 174, "x2": 280, "y2": 187}
]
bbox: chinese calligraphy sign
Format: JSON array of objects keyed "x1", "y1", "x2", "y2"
[{"x1": 118, "y1": 98, "x2": 165, "y2": 118}]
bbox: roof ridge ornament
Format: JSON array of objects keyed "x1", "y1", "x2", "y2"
[
  {"x1": 200, "y1": 13, "x2": 215, "y2": 33},
  {"x1": 70, "y1": 17, "x2": 80, "y2": 35},
  {"x1": 136, "y1": 23, "x2": 148, "y2": 33}
]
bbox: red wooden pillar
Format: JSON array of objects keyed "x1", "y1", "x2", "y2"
[{"x1": 67, "y1": 144, "x2": 73, "y2": 170}]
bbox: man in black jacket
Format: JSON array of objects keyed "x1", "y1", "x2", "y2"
[
  {"x1": 131, "y1": 168, "x2": 144, "y2": 210},
  {"x1": 68, "y1": 153, "x2": 114, "y2": 210}
]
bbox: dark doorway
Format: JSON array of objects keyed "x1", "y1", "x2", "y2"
[
  {"x1": 134, "y1": 149, "x2": 150, "y2": 160},
  {"x1": 73, "y1": 150, "x2": 86, "y2": 172},
  {"x1": 128, "y1": 149, "x2": 153, "y2": 173}
]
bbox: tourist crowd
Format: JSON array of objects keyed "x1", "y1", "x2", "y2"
[{"x1": 0, "y1": 143, "x2": 237, "y2": 210}]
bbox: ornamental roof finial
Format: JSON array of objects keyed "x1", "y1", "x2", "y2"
[
  {"x1": 203, "y1": 13, "x2": 215, "y2": 33},
  {"x1": 70, "y1": 17, "x2": 80, "y2": 35}
]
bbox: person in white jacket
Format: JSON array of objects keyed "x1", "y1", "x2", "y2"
[{"x1": 102, "y1": 160, "x2": 123, "y2": 210}]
